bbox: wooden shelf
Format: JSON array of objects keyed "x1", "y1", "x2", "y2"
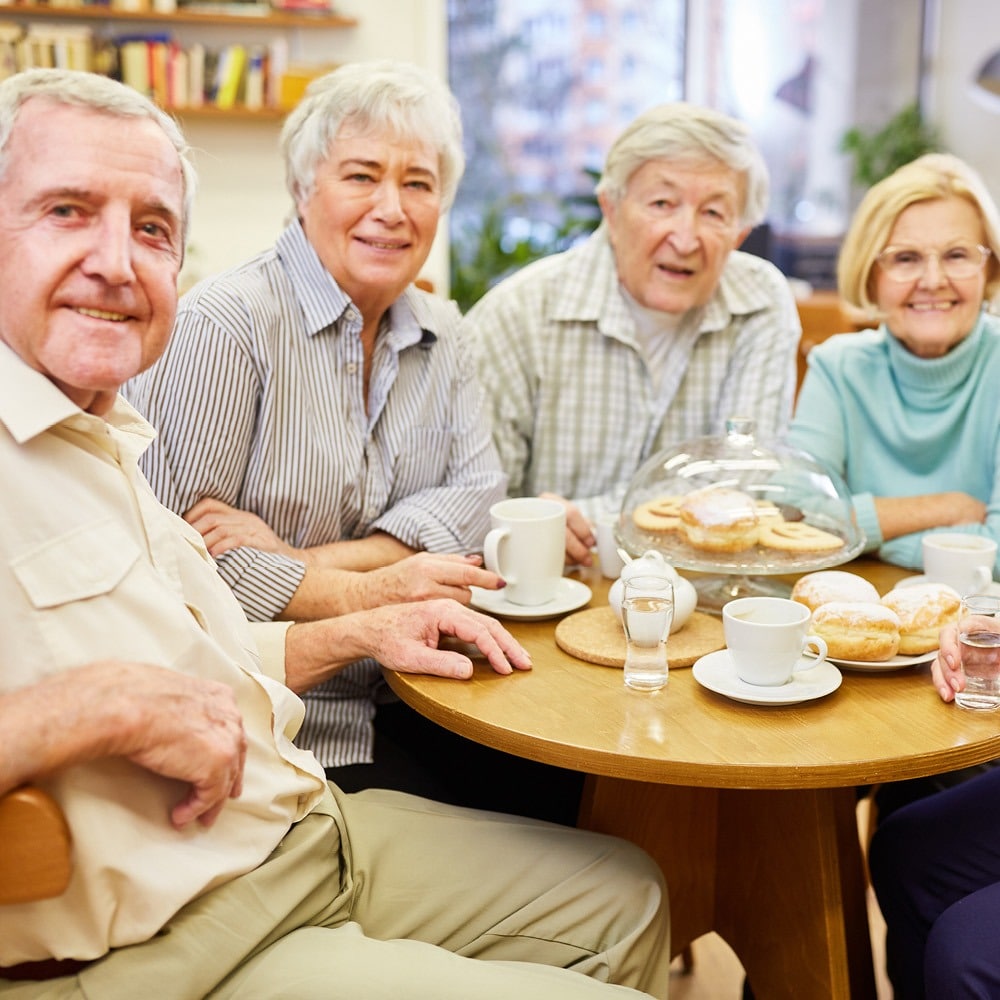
[
  {"x1": 0, "y1": 2, "x2": 357, "y2": 120},
  {"x1": 172, "y1": 103, "x2": 286, "y2": 120},
  {"x1": 0, "y1": 3, "x2": 358, "y2": 29}
]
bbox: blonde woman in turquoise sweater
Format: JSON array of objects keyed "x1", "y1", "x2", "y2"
[{"x1": 790, "y1": 153, "x2": 1000, "y2": 576}]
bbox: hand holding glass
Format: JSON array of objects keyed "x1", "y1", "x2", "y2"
[
  {"x1": 956, "y1": 595, "x2": 1000, "y2": 711},
  {"x1": 621, "y1": 574, "x2": 673, "y2": 691}
]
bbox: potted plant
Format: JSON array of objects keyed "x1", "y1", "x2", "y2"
[{"x1": 840, "y1": 102, "x2": 941, "y2": 188}]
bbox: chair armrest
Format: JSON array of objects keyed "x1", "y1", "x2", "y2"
[{"x1": 0, "y1": 786, "x2": 72, "y2": 904}]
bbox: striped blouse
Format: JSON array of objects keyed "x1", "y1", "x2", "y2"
[{"x1": 125, "y1": 221, "x2": 506, "y2": 767}]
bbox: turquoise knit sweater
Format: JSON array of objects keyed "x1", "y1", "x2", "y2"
[{"x1": 788, "y1": 311, "x2": 1000, "y2": 573}]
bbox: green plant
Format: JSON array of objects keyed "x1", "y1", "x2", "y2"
[
  {"x1": 840, "y1": 103, "x2": 941, "y2": 188},
  {"x1": 449, "y1": 170, "x2": 603, "y2": 313}
]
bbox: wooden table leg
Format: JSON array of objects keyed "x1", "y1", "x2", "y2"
[{"x1": 579, "y1": 778, "x2": 876, "y2": 1000}]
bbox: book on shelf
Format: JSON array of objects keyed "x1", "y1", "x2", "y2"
[
  {"x1": 118, "y1": 37, "x2": 150, "y2": 97},
  {"x1": 187, "y1": 40, "x2": 205, "y2": 107},
  {"x1": 212, "y1": 42, "x2": 246, "y2": 109},
  {"x1": 242, "y1": 44, "x2": 265, "y2": 110},
  {"x1": 176, "y1": 1, "x2": 271, "y2": 16}
]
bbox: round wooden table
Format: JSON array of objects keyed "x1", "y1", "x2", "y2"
[{"x1": 384, "y1": 559, "x2": 1000, "y2": 1000}]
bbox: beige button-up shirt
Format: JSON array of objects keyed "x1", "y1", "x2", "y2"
[{"x1": 0, "y1": 342, "x2": 326, "y2": 964}]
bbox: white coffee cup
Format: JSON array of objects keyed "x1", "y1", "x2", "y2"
[
  {"x1": 923, "y1": 533, "x2": 997, "y2": 597},
  {"x1": 722, "y1": 596, "x2": 828, "y2": 687},
  {"x1": 483, "y1": 497, "x2": 566, "y2": 606}
]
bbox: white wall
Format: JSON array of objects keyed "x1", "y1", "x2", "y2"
[
  {"x1": 178, "y1": 0, "x2": 449, "y2": 291},
  {"x1": 926, "y1": 0, "x2": 1000, "y2": 210}
]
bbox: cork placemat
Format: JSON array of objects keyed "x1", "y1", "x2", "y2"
[{"x1": 554, "y1": 606, "x2": 725, "y2": 669}]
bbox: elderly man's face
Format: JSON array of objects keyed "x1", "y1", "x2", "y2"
[
  {"x1": 599, "y1": 158, "x2": 750, "y2": 315},
  {"x1": 0, "y1": 98, "x2": 184, "y2": 415}
]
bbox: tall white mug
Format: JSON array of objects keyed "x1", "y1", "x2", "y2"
[
  {"x1": 483, "y1": 497, "x2": 566, "y2": 606},
  {"x1": 923, "y1": 533, "x2": 997, "y2": 597}
]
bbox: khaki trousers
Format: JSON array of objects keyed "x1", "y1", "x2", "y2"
[{"x1": 1, "y1": 785, "x2": 670, "y2": 999}]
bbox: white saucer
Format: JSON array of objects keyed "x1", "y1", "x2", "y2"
[
  {"x1": 824, "y1": 650, "x2": 937, "y2": 672},
  {"x1": 470, "y1": 578, "x2": 592, "y2": 621},
  {"x1": 692, "y1": 649, "x2": 842, "y2": 706},
  {"x1": 895, "y1": 575, "x2": 1000, "y2": 597}
]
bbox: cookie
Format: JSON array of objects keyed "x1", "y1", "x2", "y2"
[
  {"x1": 633, "y1": 496, "x2": 683, "y2": 532},
  {"x1": 758, "y1": 521, "x2": 844, "y2": 552}
]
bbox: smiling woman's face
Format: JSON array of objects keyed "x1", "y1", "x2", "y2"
[
  {"x1": 874, "y1": 196, "x2": 988, "y2": 358},
  {"x1": 298, "y1": 125, "x2": 442, "y2": 321},
  {"x1": 598, "y1": 157, "x2": 749, "y2": 315}
]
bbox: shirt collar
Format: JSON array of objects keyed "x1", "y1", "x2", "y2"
[
  {"x1": 275, "y1": 219, "x2": 439, "y2": 349},
  {"x1": 0, "y1": 339, "x2": 156, "y2": 447},
  {"x1": 550, "y1": 226, "x2": 772, "y2": 339}
]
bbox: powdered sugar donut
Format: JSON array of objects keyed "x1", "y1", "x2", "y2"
[
  {"x1": 881, "y1": 583, "x2": 960, "y2": 655},
  {"x1": 810, "y1": 601, "x2": 901, "y2": 661},
  {"x1": 679, "y1": 487, "x2": 759, "y2": 553},
  {"x1": 791, "y1": 570, "x2": 880, "y2": 613}
]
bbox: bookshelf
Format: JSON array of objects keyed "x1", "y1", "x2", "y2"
[
  {"x1": 0, "y1": 4, "x2": 357, "y2": 29},
  {"x1": 0, "y1": 2, "x2": 359, "y2": 117}
]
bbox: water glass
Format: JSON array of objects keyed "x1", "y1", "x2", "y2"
[
  {"x1": 622, "y1": 574, "x2": 673, "y2": 691},
  {"x1": 957, "y1": 594, "x2": 1000, "y2": 711}
]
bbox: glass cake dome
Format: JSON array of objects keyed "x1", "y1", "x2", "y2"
[{"x1": 614, "y1": 418, "x2": 865, "y2": 608}]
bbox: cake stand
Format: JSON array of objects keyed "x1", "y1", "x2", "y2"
[{"x1": 614, "y1": 420, "x2": 865, "y2": 614}]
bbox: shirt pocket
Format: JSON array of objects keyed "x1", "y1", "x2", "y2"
[
  {"x1": 390, "y1": 427, "x2": 453, "y2": 498},
  {"x1": 11, "y1": 518, "x2": 142, "y2": 666},
  {"x1": 12, "y1": 518, "x2": 140, "y2": 609}
]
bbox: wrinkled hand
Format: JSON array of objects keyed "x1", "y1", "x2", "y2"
[
  {"x1": 362, "y1": 551, "x2": 504, "y2": 607},
  {"x1": 539, "y1": 492, "x2": 594, "y2": 567},
  {"x1": 364, "y1": 599, "x2": 532, "y2": 679},
  {"x1": 931, "y1": 624, "x2": 963, "y2": 703},
  {"x1": 185, "y1": 498, "x2": 298, "y2": 560},
  {"x1": 108, "y1": 663, "x2": 248, "y2": 829}
]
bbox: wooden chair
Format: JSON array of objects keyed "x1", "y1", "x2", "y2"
[
  {"x1": 0, "y1": 786, "x2": 72, "y2": 905},
  {"x1": 795, "y1": 290, "x2": 876, "y2": 398}
]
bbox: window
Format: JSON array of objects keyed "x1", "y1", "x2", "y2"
[{"x1": 448, "y1": 0, "x2": 685, "y2": 308}]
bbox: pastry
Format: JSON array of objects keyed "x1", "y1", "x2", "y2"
[
  {"x1": 633, "y1": 495, "x2": 683, "y2": 533},
  {"x1": 679, "y1": 487, "x2": 759, "y2": 553},
  {"x1": 758, "y1": 520, "x2": 845, "y2": 553},
  {"x1": 810, "y1": 601, "x2": 901, "y2": 662},
  {"x1": 881, "y1": 583, "x2": 960, "y2": 656},
  {"x1": 791, "y1": 570, "x2": 880, "y2": 613}
]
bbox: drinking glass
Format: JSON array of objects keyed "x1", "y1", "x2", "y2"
[
  {"x1": 956, "y1": 594, "x2": 1000, "y2": 711},
  {"x1": 622, "y1": 574, "x2": 673, "y2": 691}
]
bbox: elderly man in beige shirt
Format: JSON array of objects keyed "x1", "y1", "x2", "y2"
[{"x1": 0, "y1": 69, "x2": 670, "y2": 1000}]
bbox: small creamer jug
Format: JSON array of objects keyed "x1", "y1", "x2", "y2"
[{"x1": 608, "y1": 550, "x2": 697, "y2": 634}]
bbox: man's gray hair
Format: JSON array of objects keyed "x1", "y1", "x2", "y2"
[
  {"x1": 280, "y1": 60, "x2": 465, "y2": 212},
  {"x1": 595, "y1": 102, "x2": 770, "y2": 228},
  {"x1": 0, "y1": 68, "x2": 197, "y2": 241}
]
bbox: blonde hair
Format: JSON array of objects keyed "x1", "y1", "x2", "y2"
[{"x1": 838, "y1": 153, "x2": 1000, "y2": 315}]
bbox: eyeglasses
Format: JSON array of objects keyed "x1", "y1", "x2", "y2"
[{"x1": 876, "y1": 243, "x2": 992, "y2": 282}]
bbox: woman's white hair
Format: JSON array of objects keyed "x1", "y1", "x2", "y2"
[{"x1": 280, "y1": 60, "x2": 465, "y2": 212}]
